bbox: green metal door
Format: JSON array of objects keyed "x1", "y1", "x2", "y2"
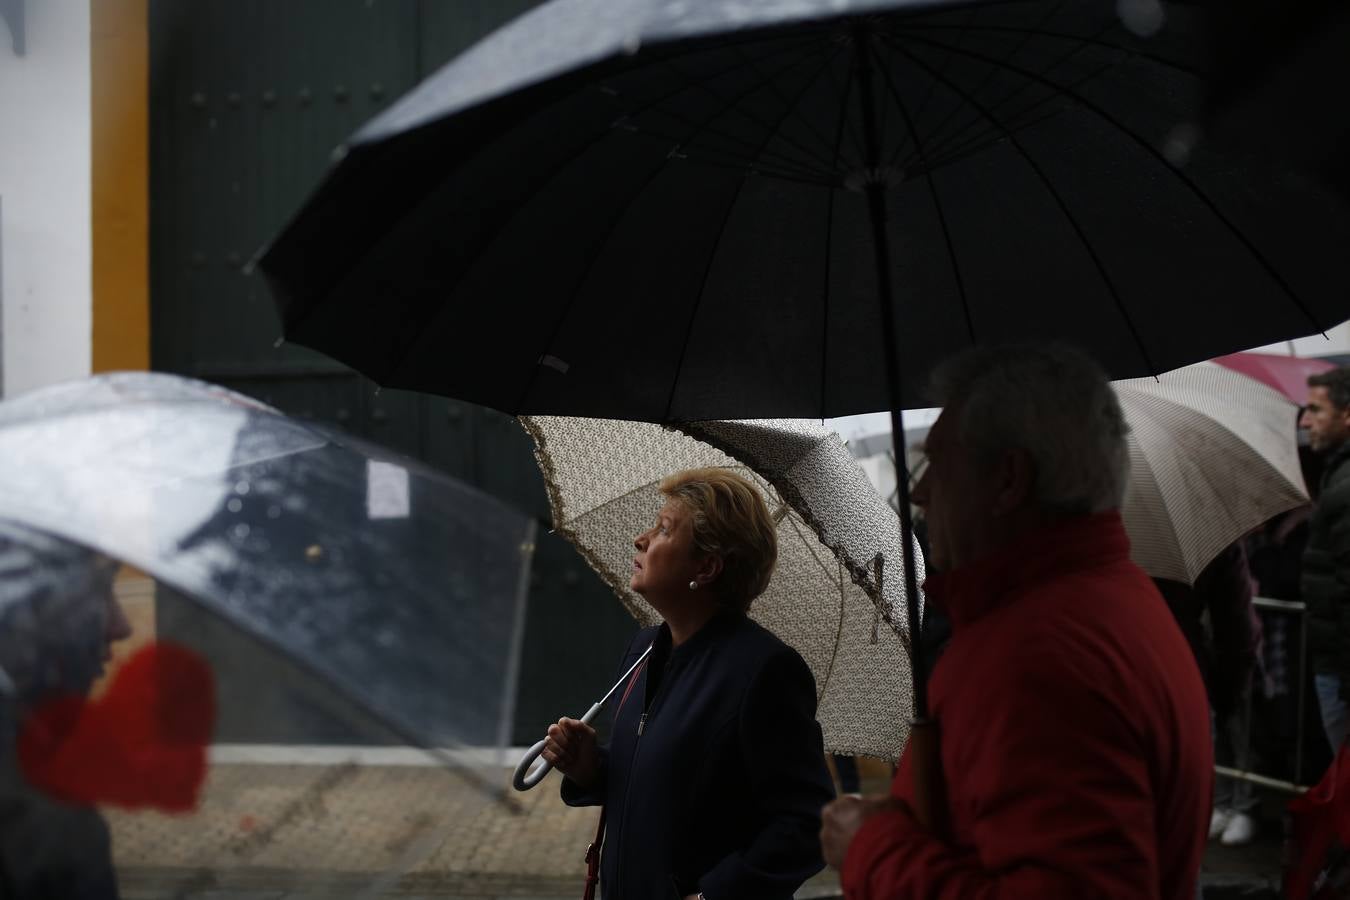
[{"x1": 149, "y1": 0, "x2": 635, "y2": 745}]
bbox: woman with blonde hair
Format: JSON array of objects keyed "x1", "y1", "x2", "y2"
[{"x1": 542, "y1": 467, "x2": 833, "y2": 900}]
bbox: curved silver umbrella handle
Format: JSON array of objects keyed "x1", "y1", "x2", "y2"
[
  {"x1": 511, "y1": 644, "x2": 653, "y2": 792},
  {"x1": 512, "y1": 699, "x2": 605, "y2": 791}
]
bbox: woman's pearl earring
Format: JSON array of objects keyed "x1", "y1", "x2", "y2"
[{"x1": 688, "y1": 580, "x2": 698, "y2": 591}]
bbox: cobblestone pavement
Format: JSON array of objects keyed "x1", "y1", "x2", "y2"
[
  {"x1": 107, "y1": 761, "x2": 1283, "y2": 898},
  {"x1": 108, "y1": 758, "x2": 843, "y2": 899}
]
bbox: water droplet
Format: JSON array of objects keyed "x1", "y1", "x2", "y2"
[
  {"x1": 266, "y1": 505, "x2": 282, "y2": 519},
  {"x1": 273, "y1": 337, "x2": 285, "y2": 349},
  {"x1": 227, "y1": 498, "x2": 243, "y2": 513},
  {"x1": 235, "y1": 480, "x2": 251, "y2": 495},
  {"x1": 233, "y1": 523, "x2": 251, "y2": 540},
  {"x1": 1162, "y1": 122, "x2": 1200, "y2": 167},
  {"x1": 1116, "y1": 0, "x2": 1165, "y2": 37}
]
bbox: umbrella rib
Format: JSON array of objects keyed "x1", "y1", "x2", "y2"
[
  {"x1": 819, "y1": 50, "x2": 855, "y2": 414},
  {"x1": 884, "y1": 0, "x2": 1067, "y2": 174},
  {"x1": 809, "y1": 556, "x2": 849, "y2": 707},
  {"x1": 917, "y1": 59, "x2": 1117, "y2": 174},
  {"x1": 560, "y1": 478, "x2": 670, "y2": 524},
  {"x1": 909, "y1": 17, "x2": 1119, "y2": 172},
  {"x1": 510, "y1": 50, "x2": 838, "y2": 414},
  {"x1": 882, "y1": 5, "x2": 982, "y2": 172},
  {"x1": 875, "y1": 48, "x2": 976, "y2": 345},
  {"x1": 819, "y1": 186, "x2": 837, "y2": 416},
  {"x1": 729, "y1": 42, "x2": 849, "y2": 175},
  {"x1": 901, "y1": 23, "x2": 1205, "y2": 79},
  {"x1": 820, "y1": 36, "x2": 868, "y2": 176},
  {"x1": 660, "y1": 44, "x2": 845, "y2": 422},
  {"x1": 786, "y1": 510, "x2": 859, "y2": 582},
  {"x1": 388, "y1": 38, "x2": 831, "y2": 391},
  {"x1": 670, "y1": 154, "x2": 838, "y2": 187},
  {"x1": 650, "y1": 43, "x2": 842, "y2": 180},
  {"x1": 883, "y1": 34, "x2": 1161, "y2": 374},
  {"x1": 1117, "y1": 412, "x2": 1190, "y2": 579},
  {"x1": 619, "y1": 47, "x2": 845, "y2": 186},
  {"x1": 893, "y1": 31, "x2": 1329, "y2": 339}
]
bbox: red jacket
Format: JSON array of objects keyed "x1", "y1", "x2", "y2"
[{"x1": 843, "y1": 512, "x2": 1211, "y2": 899}]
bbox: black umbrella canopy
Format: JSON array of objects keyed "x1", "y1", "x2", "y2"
[
  {"x1": 261, "y1": 0, "x2": 1350, "y2": 420},
  {"x1": 1201, "y1": 0, "x2": 1350, "y2": 202}
]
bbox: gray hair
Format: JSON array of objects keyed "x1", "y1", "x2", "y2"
[{"x1": 929, "y1": 344, "x2": 1130, "y2": 516}]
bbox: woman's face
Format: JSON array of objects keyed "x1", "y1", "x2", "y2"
[{"x1": 631, "y1": 499, "x2": 703, "y2": 603}]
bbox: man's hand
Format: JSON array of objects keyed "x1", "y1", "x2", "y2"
[
  {"x1": 541, "y1": 717, "x2": 600, "y2": 789},
  {"x1": 820, "y1": 793, "x2": 905, "y2": 870}
]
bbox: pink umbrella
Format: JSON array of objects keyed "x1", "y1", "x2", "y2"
[{"x1": 1213, "y1": 353, "x2": 1336, "y2": 406}]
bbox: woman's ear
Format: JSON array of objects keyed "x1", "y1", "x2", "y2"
[{"x1": 693, "y1": 554, "x2": 724, "y2": 588}]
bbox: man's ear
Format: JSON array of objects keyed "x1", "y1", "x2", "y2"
[
  {"x1": 992, "y1": 448, "x2": 1036, "y2": 516},
  {"x1": 693, "y1": 554, "x2": 724, "y2": 588}
]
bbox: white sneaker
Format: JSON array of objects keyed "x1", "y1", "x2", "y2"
[
  {"x1": 1220, "y1": 812, "x2": 1256, "y2": 846},
  {"x1": 1208, "y1": 807, "x2": 1232, "y2": 840}
]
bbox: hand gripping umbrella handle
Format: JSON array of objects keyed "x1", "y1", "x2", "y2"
[
  {"x1": 512, "y1": 700, "x2": 604, "y2": 791},
  {"x1": 512, "y1": 644, "x2": 653, "y2": 792}
]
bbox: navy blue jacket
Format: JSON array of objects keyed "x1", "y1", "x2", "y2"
[{"x1": 562, "y1": 611, "x2": 833, "y2": 899}]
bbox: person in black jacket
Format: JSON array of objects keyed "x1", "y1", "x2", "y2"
[
  {"x1": 1300, "y1": 367, "x2": 1350, "y2": 754},
  {"x1": 542, "y1": 467, "x2": 834, "y2": 900},
  {"x1": 0, "y1": 522, "x2": 131, "y2": 899}
]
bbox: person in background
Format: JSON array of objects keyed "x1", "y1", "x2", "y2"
[
  {"x1": 1155, "y1": 542, "x2": 1263, "y2": 846},
  {"x1": 1299, "y1": 368, "x2": 1350, "y2": 755},
  {"x1": 0, "y1": 521, "x2": 131, "y2": 899},
  {"x1": 1246, "y1": 504, "x2": 1322, "y2": 782}
]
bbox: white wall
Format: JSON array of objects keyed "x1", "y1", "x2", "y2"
[{"x1": 0, "y1": 0, "x2": 91, "y2": 398}]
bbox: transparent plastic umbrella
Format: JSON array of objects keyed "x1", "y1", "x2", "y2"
[{"x1": 0, "y1": 372, "x2": 537, "y2": 792}]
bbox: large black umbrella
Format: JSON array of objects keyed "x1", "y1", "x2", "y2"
[
  {"x1": 260, "y1": 0, "x2": 1349, "y2": 421},
  {"x1": 258, "y1": 0, "x2": 1350, "y2": 821},
  {"x1": 1202, "y1": 0, "x2": 1350, "y2": 202}
]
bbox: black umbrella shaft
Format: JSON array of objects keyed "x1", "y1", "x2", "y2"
[{"x1": 854, "y1": 28, "x2": 928, "y2": 719}]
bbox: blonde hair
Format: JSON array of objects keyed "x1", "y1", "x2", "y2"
[{"x1": 659, "y1": 467, "x2": 777, "y2": 612}]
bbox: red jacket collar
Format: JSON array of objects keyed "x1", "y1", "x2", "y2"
[{"x1": 923, "y1": 510, "x2": 1133, "y2": 630}]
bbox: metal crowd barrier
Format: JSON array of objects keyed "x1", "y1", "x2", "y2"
[{"x1": 1215, "y1": 595, "x2": 1310, "y2": 795}]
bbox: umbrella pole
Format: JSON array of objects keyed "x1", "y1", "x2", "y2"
[{"x1": 854, "y1": 27, "x2": 947, "y2": 837}]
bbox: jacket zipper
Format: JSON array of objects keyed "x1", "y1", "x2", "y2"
[{"x1": 613, "y1": 663, "x2": 675, "y2": 898}]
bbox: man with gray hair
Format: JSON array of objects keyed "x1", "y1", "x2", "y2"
[{"x1": 820, "y1": 344, "x2": 1211, "y2": 899}]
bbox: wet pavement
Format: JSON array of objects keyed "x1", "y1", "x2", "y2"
[{"x1": 106, "y1": 758, "x2": 1286, "y2": 899}]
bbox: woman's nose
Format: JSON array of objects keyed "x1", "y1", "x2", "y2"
[{"x1": 634, "y1": 531, "x2": 647, "y2": 551}]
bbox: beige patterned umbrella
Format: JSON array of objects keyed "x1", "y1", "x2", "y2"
[
  {"x1": 520, "y1": 416, "x2": 920, "y2": 761},
  {"x1": 1116, "y1": 361, "x2": 1308, "y2": 584}
]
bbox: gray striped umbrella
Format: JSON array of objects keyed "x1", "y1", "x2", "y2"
[
  {"x1": 521, "y1": 415, "x2": 919, "y2": 760},
  {"x1": 1115, "y1": 361, "x2": 1308, "y2": 584}
]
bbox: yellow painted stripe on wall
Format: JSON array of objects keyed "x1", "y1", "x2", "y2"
[{"x1": 91, "y1": 0, "x2": 150, "y2": 372}]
